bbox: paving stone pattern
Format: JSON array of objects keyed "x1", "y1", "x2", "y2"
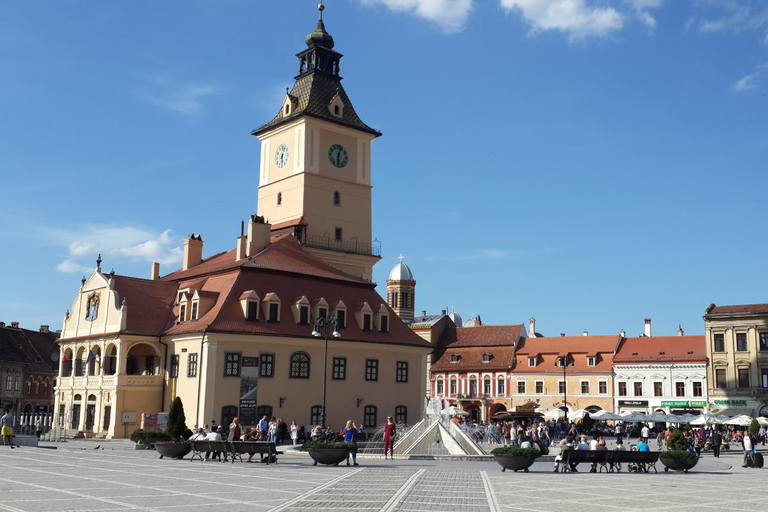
[{"x1": 0, "y1": 443, "x2": 763, "y2": 511}]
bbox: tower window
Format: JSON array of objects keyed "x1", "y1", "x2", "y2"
[
  {"x1": 333, "y1": 191, "x2": 340, "y2": 206},
  {"x1": 284, "y1": 105, "x2": 289, "y2": 115},
  {"x1": 335, "y1": 228, "x2": 342, "y2": 241},
  {"x1": 334, "y1": 105, "x2": 340, "y2": 115},
  {"x1": 277, "y1": 192, "x2": 282, "y2": 206}
]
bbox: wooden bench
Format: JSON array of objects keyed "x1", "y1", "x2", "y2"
[
  {"x1": 560, "y1": 450, "x2": 660, "y2": 473},
  {"x1": 190, "y1": 440, "x2": 230, "y2": 462},
  {"x1": 230, "y1": 441, "x2": 283, "y2": 464}
]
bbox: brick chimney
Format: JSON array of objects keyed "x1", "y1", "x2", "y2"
[
  {"x1": 11, "y1": 321, "x2": 19, "y2": 328},
  {"x1": 151, "y1": 262, "x2": 160, "y2": 280},
  {"x1": 40, "y1": 325, "x2": 49, "y2": 333},
  {"x1": 246, "y1": 215, "x2": 271, "y2": 257},
  {"x1": 183, "y1": 234, "x2": 203, "y2": 270}
]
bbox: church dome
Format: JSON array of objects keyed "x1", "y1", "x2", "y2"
[
  {"x1": 448, "y1": 310, "x2": 463, "y2": 327},
  {"x1": 388, "y1": 259, "x2": 414, "y2": 282}
]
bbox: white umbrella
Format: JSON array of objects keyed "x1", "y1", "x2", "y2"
[
  {"x1": 618, "y1": 411, "x2": 647, "y2": 422},
  {"x1": 669, "y1": 413, "x2": 699, "y2": 424},
  {"x1": 725, "y1": 414, "x2": 755, "y2": 426},
  {"x1": 590, "y1": 410, "x2": 620, "y2": 421},
  {"x1": 542, "y1": 409, "x2": 566, "y2": 420},
  {"x1": 689, "y1": 414, "x2": 719, "y2": 426},
  {"x1": 756, "y1": 417, "x2": 768, "y2": 427},
  {"x1": 569, "y1": 409, "x2": 590, "y2": 420},
  {"x1": 644, "y1": 412, "x2": 672, "y2": 423}
]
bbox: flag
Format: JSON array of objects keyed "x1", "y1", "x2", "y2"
[
  {"x1": 85, "y1": 351, "x2": 95, "y2": 364},
  {"x1": 61, "y1": 353, "x2": 67, "y2": 363}
]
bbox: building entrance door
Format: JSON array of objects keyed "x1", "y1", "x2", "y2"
[
  {"x1": 71, "y1": 404, "x2": 81, "y2": 429},
  {"x1": 85, "y1": 404, "x2": 96, "y2": 431},
  {"x1": 103, "y1": 405, "x2": 111, "y2": 431}
]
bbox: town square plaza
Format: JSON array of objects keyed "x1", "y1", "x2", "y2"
[{"x1": 0, "y1": 440, "x2": 764, "y2": 512}]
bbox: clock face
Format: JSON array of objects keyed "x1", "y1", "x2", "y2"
[
  {"x1": 328, "y1": 144, "x2": 348, "y2": 168},
  {"x1": 275, "y1": 144, "x2": 289, "y2": 168}
]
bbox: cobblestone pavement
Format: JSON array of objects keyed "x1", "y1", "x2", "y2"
[{"x1": 0, "y1": 442, "x2": 763, "y2": 512}]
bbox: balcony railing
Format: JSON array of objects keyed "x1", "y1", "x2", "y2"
[{"x1": 300, "y1": 233, "x2": 381, "y2": 257}]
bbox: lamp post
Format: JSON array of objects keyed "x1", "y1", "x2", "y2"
[
  {"x1": 557, "y1": 355, "x2": 571, "y2": 424},
  {"x1": 312, "y1": 316, "x2": 340, "y2": 428}
]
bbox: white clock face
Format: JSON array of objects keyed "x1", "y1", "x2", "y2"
[
  {"x1": 275, "y1": 144, "x2": 289, "y2": 168},
  {"x1": 328, "y1": 144, "x2": 348, "y2": 168}
]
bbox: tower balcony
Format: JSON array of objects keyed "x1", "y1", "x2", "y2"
[{"x1": 300, "y1": 233, "x2": 381, "y2": 257}]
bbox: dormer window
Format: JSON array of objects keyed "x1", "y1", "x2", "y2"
[
  {"x1": 239, "y1": 290, "x2": 260, "y2": 321},
  {"x1": 328, "y1": 94, "x2": 345, "y2": 118},
  {"x1": 284, "y1": 105, "x2": 289, "y2": 115},
  {"x1": 588, "y1": 357, "x2": 596, "y2": 367},
  {"x1": 262, "y1": 293, "x2": 281, "y2": 322},
  {"x1": 380, "y1": 315, "x2": 389, "y2": 332},
  {"x1": 291, "y1": 296, "x2": 311, "y2": 325},
  {"x1": 483, "y1": 354, "x2": 492, "y2": 363},
  {"x1": 528, "y1": 356, "x2": 536, "y2": 367},
  {"x1": 363, "y1": 314, "x2": 371, "y2": 331},
  {"x1": 318, "y1": 307, "x2": 327, "y2": 319},
  {"x1": 191, "y1": 302, "x2": 198, "y2": 320},
  {"x1": 334, "y1": 301, "x2": 347, "y2": 328},
  {"x1": 179, "y1": 304, "x2": 186, "y2": 323},
  {"x1": 375, "y1": 304, "x2": 389, "y2": 333},
  {"x1": 450, "y1": 354, "x2": 461, "y2": 363}
]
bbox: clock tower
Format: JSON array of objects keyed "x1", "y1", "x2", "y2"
[{"x1": 252, "y1": 3, "x2": 381, "y2": 281}]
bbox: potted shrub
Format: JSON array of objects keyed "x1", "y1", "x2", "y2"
[
  {"x1": 130, "y1": 428, "x2": 171, "y2": 450},
  {"x1": 154, "y1": 397, "x2": 191, "y2": 459},
  {"x1": 491, "y1": 446, "x2": 542, "y2": 473},
  {"x1": 659, "y1": 428, "x2": 698, "y2": 472},
  {"x1": 302, "y1": 441, "x2": 357, "y2": 466}
]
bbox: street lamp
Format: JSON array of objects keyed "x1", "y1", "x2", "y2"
[
  {"x1": 556, "y1": 355, "x2": 573, "y2": 423},
  {"x1": 312, "y1": 316, "x2": 341, "y2": 428}
]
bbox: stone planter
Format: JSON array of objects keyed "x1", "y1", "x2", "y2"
[
  {"x1": 660, "y1": 455, "x2": 698, "y2": 473},
  {"x1": 493, "y1": 454, "x2": 537, "y2": 473},
  {"x1": 308, "y1": 448, "x2": 350, "y2": 466},
  {"x1": 155, "y1": 441, "x2": 192, "y2": 459}
]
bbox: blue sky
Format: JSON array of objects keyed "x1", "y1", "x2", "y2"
[{"x1": 2, "y1": 0, "x2": 767, "y2": 337}]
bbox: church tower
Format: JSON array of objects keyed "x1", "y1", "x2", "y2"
[
  {"x1": 386, "y1": 255, "x2": 415, "y2": 322},
  {"x1": 251, "y1": 3, "x2": 382, "y2": 281}
]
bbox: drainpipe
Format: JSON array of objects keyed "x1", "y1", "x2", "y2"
[
  {"x1": 158, "y1": 337, "x2": 168, "y2": 412},
  {"x1": 195, "y1": 330, "x2": 208, "y2": 428}
]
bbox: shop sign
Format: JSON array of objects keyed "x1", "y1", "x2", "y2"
[
  {"x1": 516, "y1": 404, "x2": 536, "y2": 413},
  {"x1": 713, "y1": 400, "x2": 747, "y2": 406},
  {"x1": 689, "y1": 401, "x2": 707, "y2": 407},
  {"x1": 618, "y1": 400, "x2": 648, "y2": 406},
  {"x1": 661, "y1": 401, "x2": 689, "y2": 407}
]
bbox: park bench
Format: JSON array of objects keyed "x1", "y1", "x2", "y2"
[
  {"x1": 560, "y1": 450, "x2": 660, "y2": 474},
  {"x1": 230, "y1": 441, "x2": 283, "y2": 464},
  {"x1": 190, "y1": 440, "x2": 231, "y2": 462}
]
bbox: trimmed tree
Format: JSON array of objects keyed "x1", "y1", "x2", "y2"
[
  {"x1": 667, "y1": 428, "x2": 687, "y2": 452},
  {"x1": 166, "y1": 396, "x2": 187, "y2": 439},
  {"x1": 749, "y1": 418, "x2": 760, "y2": 439}
]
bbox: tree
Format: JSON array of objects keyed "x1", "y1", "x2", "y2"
[
  {"x1": 166, "y1": 396, "x2": 187, "y2": 439},
  {"x1": 749, "y1": 418, "x2": 760, "y2": 439},
  {"x1": 581, "y1": 412, "x2": 594, "y2": 432},
  {"x1": 667, "y1": 428, "x2": 687, "y2": 452}
]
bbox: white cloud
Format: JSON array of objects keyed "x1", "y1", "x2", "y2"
[
  {"x1": 695, "y1": 3, "x2": 768, "y2": 35},
  {"x1": 500, "y1": 0, "x2": 624, "y2": 41},
  {"x1": 50, "y1": 224, "x2": 184, "y2": 274},
  {"x1": 361, "y1": 0, "x2": 473, "y2": 34},
  {"x1": 142, "y1": 75, "x2": 220, "y2": 116},
  {"x1": 732, "y1": 73, "x2": 757, "y2": 91},
  {"x1": 55, "y1": 259, "x2": 92, "y2": 275}
]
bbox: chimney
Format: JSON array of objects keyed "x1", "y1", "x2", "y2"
[
  {"x1": 644, "y1": 318, "x2": 652, "y2": 337},
  {"x1": 183, "y1": 234, "x2": 203, "y2": 270},
  {"x1": 11, "y1": 321, "x2": 19, "y2": 328},
  {"x1": 39, "y1": 325, "x2": 49, "y2": 333},
  {"x1": 236, "y1": 235, "x2": 248, "y2": 260},
  {"x1": 529, "y1": 317, "x2": 536, "y2": 338},
  {"x1": 560, "y1": 333, "x2": 565, "y2": 337},
  {"x1": 151, "y1": 262, "x2": 160, "y2": 280},
  {"x1": 246, "y1": 215, "x2": 271, "y2": 256},
  {"x1": 583, "y1": 329, "x2": 588, "y2": 336},
  {"x1": 0, "y1": 322, "x2": 4, "y2": 327},
  {"x1": 678, "y1": 324, "x2": 684, "y2": 336},
  {"x1": 441, "y1": 310, "x2": 447, "y2": 315},
  {"x1": 620, "y1": 329, "x2": 626, "y2": 337},
  {"x1": 421, "y1": 310, "x2": 426, "y2": 317}
]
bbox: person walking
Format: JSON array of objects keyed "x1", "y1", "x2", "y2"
[
  {"x1": 343, "y1": 420, "x2": 359, "y2": 466},
  {"x1": 1, "y1": 409, "x2": 14, "y2": 448},
  {"x1": 290, "y1": 420, "x2": 299, "y2": 445},
  {"x1": 383, "y1": 416, "x2": 396, "y2": 459},
  {"x1": 711, "y1": 429, "x2": 722, "y2": 458}
]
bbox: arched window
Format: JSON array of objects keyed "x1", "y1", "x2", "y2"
[
  {"x1": 221, "y1": 405, "x2": 238, "y2": 429},
  {"x1": 311, "y1": 405, "x2": 323, "y2": 425},
  {"x1": 257, "y1": 405, "x2": 273, "y2": 421},
  {"x1": 290, "y1": 352, "x2": 310, "y2": 379},
  {"x1": 395, "y1": 406, "x2": 407, "y2": 425},
  {"x1": 333, "y1": 191, "x2": 340, "y2": 206},
  {"x1": 364, "y1": 405, "x2": 377, "y2": 428},
  {"x1": 126, "y1": 356, "x2": 139, "y2": 375}
]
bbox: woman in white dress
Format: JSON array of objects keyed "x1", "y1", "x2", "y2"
[{"x1": 290, "y1": 420, "x2": 299, "y2": 445}]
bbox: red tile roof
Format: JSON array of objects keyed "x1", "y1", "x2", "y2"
[
  {"x1": 431, "y1": 346, "x2": 515, "y2": 372},
  {"x1": 705, "y1": 303, "x2": 768, "y2": 316},
  {"x1": 112, "y1": 276, "x2": 179, "y2": 336},
  {"x1": 437, "y1": 325, "x2": 525, "y2": 348},
  {"x1": 613, "y1": 336, "x2": 706, "y2": 364},
  {"x1": 512, "y1": 335, "x2": 621, "y2": 374}
]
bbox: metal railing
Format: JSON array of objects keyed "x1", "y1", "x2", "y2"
[{"x1": 300, "y1": 233, "x2": 381, "y2": 257}]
